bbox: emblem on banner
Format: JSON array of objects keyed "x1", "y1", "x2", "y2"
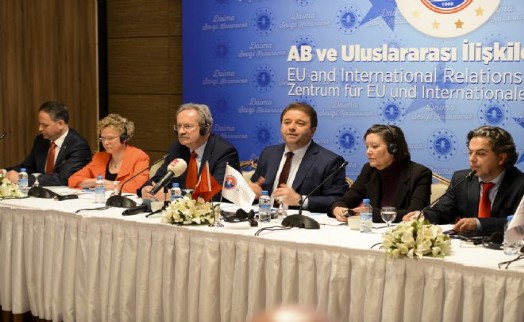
[
  {"x1": 427, "y1": 129, "x2": 458, "y2": 161},
  {"x1": 478, "y1": 100, "x2": 510, "y2": 127},
  {"x1": 252, "y1": 65, "x2": 275, "y2": 93},
  {"x1": 395, "y1": 0, "x2": 500, "y2": 38},
  {"x1": 224, "y1": 175, "x2": 237, "y2": 190},
  {"x1": 214, "y1": 39, "x2": 231, "y2": 60},
  {"x1": 378, "y1": 99, "x2": 405, "y2": 125},
  {"x1": 253, "y1": 122, "x2": 275, "y2": 147},
  {"x1": 335, "y1": 125, "x2": 360, "y2": 155},
  {"x1": 294, "y1": 35, "x2": 317, "y2": 58},
  {"x1": 336, "y1": 4, "x2": 362, "y2": 35},
  {"x1": 252, "y1": 8, "x2": 274, "y2": 36},
  {"x1": 295, "y1": 0, "x2": 314, "y2": 6}
]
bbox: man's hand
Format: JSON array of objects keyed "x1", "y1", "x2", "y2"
[
  {"x1": 332, "y1": 206, "x2": 349, "y2": 222},
  {"x1": 141, "y1": 183, "x2": 167, "y2": 201},
  {"x1": 453, "y1": 218, "x2": 478, "y2": 232},
  {"x1": 6, "y1": 170, "x2": 19, "y2": 184},
  {"x1": 403, "y1": 211, "x2": 421, "y2": 221},
  {"x1": 272, "y1": 184, "x2": 301, "y2": 207},
  {"x1": 248, "y1": 177, "x2": 265, "y2": 199}
]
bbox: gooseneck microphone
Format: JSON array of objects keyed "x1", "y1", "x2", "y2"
[
  {"x1": 282, "y1": 161, "x2": 348, "y2": 229},
  {"x1": 148, "y1": 158, "x2": 188, "y2": 195},
  {"x1": 416, "y1": 169, "x2": 477, "y2": 220},
  {"x1": 106, "y1": 154, "x2": 168, "y2": 208}
]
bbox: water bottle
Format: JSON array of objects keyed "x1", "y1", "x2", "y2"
[
  {"x1": 360, "y1": 198, "x2": 373, "y2": 233},
  {"x1": 94, "y1": 175, "x2": 106, "y2": 204},
  {"x1": 503, "y1": 215, "x2": 518, "y2": 255},
  {"x1": 258, "y1": 190, "x2": 271, "y2": 223},
  {"x1": 170, "y1": 183, "x2": 182, "y2": 202},
  {"x1": 18, "y1": 168, "x2": 29, "y2": 196}
]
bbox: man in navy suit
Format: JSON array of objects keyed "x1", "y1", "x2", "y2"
[
  {"x1": 140, "y1": 103, "x2": 240, "y2": 201},
  {"x1": 404, "y1": 126, "x2": 524, "y2": 235},
  {"x1": 249, "y1": 102, "x2": 347, "y2": 213},
  {"x1": 4, "y1": 100, "x2": 91, "y2": 186}
]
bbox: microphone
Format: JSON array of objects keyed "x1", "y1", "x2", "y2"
[
  {"x1": 122, "y1": 203, "x2": 149, "y2": 216},
  {"x1": 282, "y1": 161, "x2": 348, "y2": 229},
  {"x1": 106, "y1": 154, "x2": 168, "y2": 208},
  {"x1": 416, "y1": 170, "x2": 477, "y2": 220},
  {"x1": 0, "y1": 132, "x2": 6, "y2": 139},
  {"x1": 148, "y1": 158, "x2": 188, "y2": 195}
]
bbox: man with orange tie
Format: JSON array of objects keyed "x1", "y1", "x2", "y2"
[
  {"x1": 404, "y1": 126, "x2": 524, "y2": 235},
  {"x1": 3, "y1": 100, "x2": 91, "y2": 186},
  {"x1": 140, "y1": 103, "x2": 240, "y2": 201}
]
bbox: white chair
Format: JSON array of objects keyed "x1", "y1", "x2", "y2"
[
  {"x1": 431, "y1": 173, "x2": 450, "y2": 204},
  {"x1": 240, "y1": 160, "x2": 256, "y2": 182}
]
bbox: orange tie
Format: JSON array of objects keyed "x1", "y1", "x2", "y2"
[
  {"x1": 185, "y1": 152, "x2": 198, "y2": 188},
  {"x1": 45, "y1": 142, "x2": 56, "y2": 174},
  {"x1": 478, "y1": 182, "x2": 495, "y2": 218}
]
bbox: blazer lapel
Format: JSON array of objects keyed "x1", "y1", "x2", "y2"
[
  {"x1": 292, "y1": 144, "x2": 318, "y2": 189},
  {"x1": 465, "y1": 179, "x2": 480, "y2": 216}
]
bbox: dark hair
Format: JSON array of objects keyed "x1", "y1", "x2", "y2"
[
  {"x1": 467, "y1": 126, "x2": 518, "y2": 166},
  {"x1": 280, "y1": 102, "x2": 318, "y2": 128},
  {"x1": 39, "y1": 100, "x2": 69, "y2": 124},
  {"x1": 364, "y1": 124, "x2": 411, "y2": 162}
]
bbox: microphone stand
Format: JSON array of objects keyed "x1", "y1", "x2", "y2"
[
  {"x1": 106, "y1": 154, "x2": 168, "y2": 208},
  {"x1": 416, "y1": 170, "x2": 477, "y2": 220},
  {"x1": 282, "y1": 161, "x2": 348, "y2": 229}
]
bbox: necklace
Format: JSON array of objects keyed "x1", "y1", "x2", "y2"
[{"x1": 110, "y1": 158, "x2": 121, "y2": 169}]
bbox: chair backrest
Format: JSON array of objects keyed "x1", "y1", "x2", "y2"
[
  {"x1": 149, "y1": 160, "x2": 162, "y2": 179},
  {"x1": 431, "y1": 172, "x2": 450, "y2": 204}
]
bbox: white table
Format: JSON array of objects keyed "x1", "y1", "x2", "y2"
[{"x1": 1, "y1": 191, "x2": 523, "y2": 322}]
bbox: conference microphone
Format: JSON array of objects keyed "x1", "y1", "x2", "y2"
[
  {"x1": 148, "y1": 158, "x2": 188, "y2": 195},
  {"x1": 122, "y1": 203, "x2": 149, "y2": 216},
  {"x1": 0, "y1": 132, "x2": 6, "y2": 139},
  {"x1": 106, "y1": 154, "x2": 168, "y2": 208},
  {"x1": 416, "y1": 169, "x2": 477, "y2": 220},
  {"x1": 282, "y1": 161, "x2": 348, "y2": 229}
]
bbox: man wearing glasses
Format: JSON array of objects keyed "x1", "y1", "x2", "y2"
[
  {"x1": 2, "y1": 100, "x2": 91, "y2": 186},
  {"x1": 140, "y1": 103, "x2": 240, "y2": 201},
  {"x1": 404, "y1": 126, "x2": 524, "y2": 236}
]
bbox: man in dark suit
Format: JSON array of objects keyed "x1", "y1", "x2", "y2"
[
  {"x1": 140, "y1": 103, "x2": 240, "y2": 201},
  {"x1": 404, "y1": 126, "x2": 524, "y2": 235},
  {"x1": 249, "y1": 102, "x2": 347, "y2": 213},
  {"x1": 4, "y1": 100, "x2": 91, "y2": 186}
]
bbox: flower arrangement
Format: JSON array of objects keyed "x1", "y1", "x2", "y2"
[
  {"x1": 161, "y1": 196, "x2": 218, "y2": 225},
  {"x1": 0, "y1": 174, "x2": 23, "y2": 198},
  {"x1": 382, "y1": 218, "x2": 452, "y2": 259}
]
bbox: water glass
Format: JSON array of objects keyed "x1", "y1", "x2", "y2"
[{"x1": 380, "y1": 206, "x2": 397, "y2": 228}]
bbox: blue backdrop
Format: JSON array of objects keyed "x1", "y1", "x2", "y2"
[{"x1": 183, "y1": 0, "x2": 524, "y2": 180}]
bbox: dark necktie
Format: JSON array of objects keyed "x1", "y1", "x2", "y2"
[
  {"x1": 185, "y1": 152, "x2": 198, "y2": 188},
  {"x1": 277, "y1": 152, "x2": 294, "y2": 186},
  {"x1": 45, "y1": 142, "x2": 56, "y2": 174},
  {"x1": 478, "y1": 182, "x2": 495, "y2": 218}
]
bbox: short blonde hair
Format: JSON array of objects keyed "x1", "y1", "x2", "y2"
[{"x1": 98, "y1": 114, "x2": 135, "y2": 140}]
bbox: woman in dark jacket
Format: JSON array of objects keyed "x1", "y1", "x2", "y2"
[{"x1": 329, "y1": 124, "x2": 432, "y2": 223}]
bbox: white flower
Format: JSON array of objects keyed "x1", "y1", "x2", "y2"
[
  {"x1": 382, "y1": 218, "x2": 452, "y2": 259},
  {"x1": 0, "y1": 175, "x2": 23, "y2": 198},
  {"x1": 161, "y1": 196, "x2": 218, "y2": 225}
]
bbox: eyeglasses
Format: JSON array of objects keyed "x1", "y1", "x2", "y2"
[
  {"x1": 173, "y1": 124, "x2": 198, "y2": 132},
  {"x1": 98, "y1": 136, "x2": 118, "y2": 142}
]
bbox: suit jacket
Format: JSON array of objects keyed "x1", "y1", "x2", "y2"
[
  {"x1": 6, "y1": 128, "x2": 91, "y2": 186},
  {"x1": 423, "y1": 167, "x2": 524, "y2": 234},
  {"x1": 251, "y1": 141, "x2": 347, "y2": 213},
  {"x1": 68, "y1": 145, "x2": 150, "y2": 193},
  {"x1": 140, "y1": 134, "x2": 240, "y2": 198},
  {"x1": 329, "y1": 161, "x2": 432, "y2": 222}
]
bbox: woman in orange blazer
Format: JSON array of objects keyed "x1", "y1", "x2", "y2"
[{"x1": 68, "y1": 114, "x2": 150, "y2": 193}]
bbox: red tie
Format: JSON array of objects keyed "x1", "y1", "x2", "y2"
[
  {"x1": 45, "y1": 142, "x2": 56, "y2": 174},
  {"x1": 478, "y1": 182, "x2": 495, "y2": 218},
  {"x1": 274, "y1": 152, "x2": 294, "y2": 207},
  {"x1": 185, "y1": 152, "x2": 198, "y2": 188}
]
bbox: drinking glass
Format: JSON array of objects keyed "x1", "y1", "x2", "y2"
[
  {"x1": 32, "y1": 173, "x2": 41, "y2": 187},
  {"x1": 274, "y1": 196, "x2": 287, "y2": 220},
  {"x1": 112, "y1": 180, "x2": 120, "y2": 195},
  {"x1": 380, "y1": 206, "x2": 397, "y2": 228}
]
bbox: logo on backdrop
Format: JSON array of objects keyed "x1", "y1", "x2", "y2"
[
  {"x1": 294, "y1": 35, "x2": 317, "y2": 58},
  {"x1": 335, "y1": 125, "x2": 360, "y2": 155},
  {"x1": 427, "y1": 129, "x2": 458, "y2": 161},
  {"x1": 252, "y1": 8, "x2": 275, "y2": 36},
  {"x1": 253, "y1": 65, "x2": 275, "y2": 92},
  {"x1": 478, "y1": 100, "x2": 510, "y2": 127},
  {"x1": 336, "y1": 4, "x2": 362, "y2": 35},
  {"x1": 213, "y1": 39, "x2": 231, "y2": 60},
  {"x1": 395, "y1": 0, "x2": 501, "y2": 38},
  {"x1": 253, "y1": 122, "x2": 276, "y2": 148},
  {"x1": 295, "y1": 0, "x2": 314, "y2": 6},
  {"x1": 378, "y1": 98, "x2": 405, "y2": 125}
]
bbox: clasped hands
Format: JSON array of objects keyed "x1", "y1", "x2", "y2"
[
  {"x1": 248, "y1": 177, "x2": 301, "y2": 206},
  {"x1": 403, "y1": 211, "x2": 478, "y2": 232}
]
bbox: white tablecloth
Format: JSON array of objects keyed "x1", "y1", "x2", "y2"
[{"x1": 0, "y1": 193, "x2": 523, "y2": 322}]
